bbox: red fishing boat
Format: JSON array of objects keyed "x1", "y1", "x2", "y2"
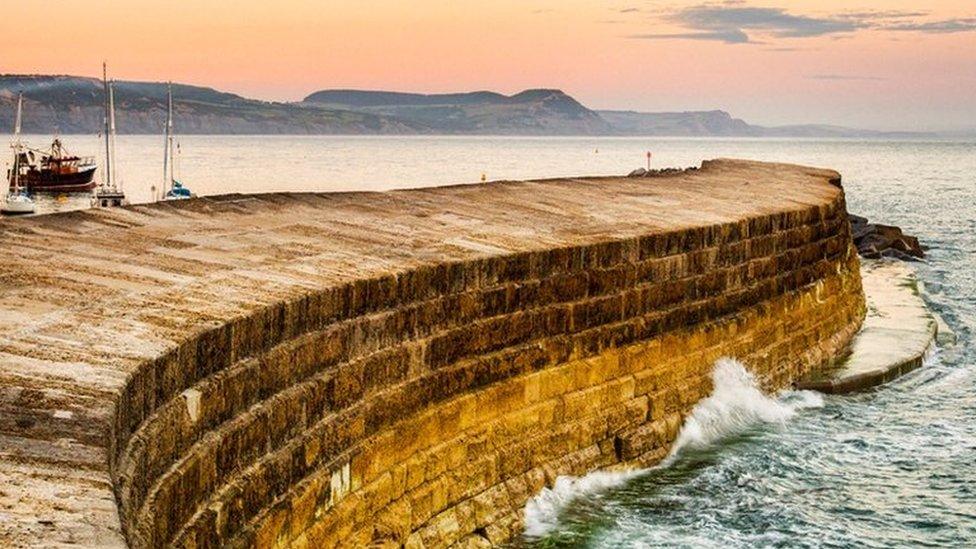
[{"x1": 10, "y1": 138, "x2": 97, "y2": 193}]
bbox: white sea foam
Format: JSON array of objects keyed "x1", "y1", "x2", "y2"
[
  {"x1": 663, "y1": 358, "x2": 821, "y2": 462},
  {"x1": 522, "y1": 357, "x2": 824, "y2": 537},
  {"x1": 523, "y1": 468, "x2": 645, "y2": 537}
]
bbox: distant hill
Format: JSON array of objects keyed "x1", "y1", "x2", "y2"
[
  {"x1": 599, "y1": 110, "x2": 760, "y2": 136},
  {"x1": 0, "y1": 75, "x2": 424, "y2": 134},
  {"x1": 0, "y1": 74, "x2": 935, "y2": 137},
  {"x1": 304, "y1": 89, "x2": 613, "y2": 135},
  {"x1": 598, "y1": 109, "x2": 932, "y2": 138},
  {"x1": 304, "y1": 90, "x2": 511, "y2": 108}
]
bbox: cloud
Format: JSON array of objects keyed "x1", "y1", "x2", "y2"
[
  {"x1": 808, "y1": 74, "x2": 888, "y2": 81},
  {"x1": 766, "y1": 46, "x2": 816, "y2": 52},
  {"x1": 630, "y1": 28, "x2": 750, "y2": 43},
  {"x1": 619, "y1": 8, "x2": 640, "y2": 14},
  {"x1": 627, "y1": 4, "x2": 976, "y2": 44},
  {"x1": 666, "y1": 5, "x2": 864, "y2": 43},
  {"x1": 838, "y1": 10, "x2": 930, "y2": 21},
  {"x1": 884, "y1": 18, "x2": 976, "y2": 34}
]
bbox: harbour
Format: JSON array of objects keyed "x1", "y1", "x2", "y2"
[
  {"x1": 3, "y1": 1, "x2": 976, "y2": 547},
  {"x1": 3, "y1": 142, "x2": 972, "y2": 545},
  {"x1": 4, "y1": 66, "x2": 192, "y2": 216}
]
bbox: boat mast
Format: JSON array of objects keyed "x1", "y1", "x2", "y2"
[
  {"x1": 169, "y1": 84, "x2": 175, "y2": 190},
  {"x1": 11, "y1": 93, "x2": 23, "y2": 193},
  {"x1": 103, "y1": 62, "x2": 112, "y2": 188},
  {"x1": 109, "y1": 81, "x2": 118, "y2": 191},
  {"x1": 163, "y1": 82, "x2": 173, "y2": 195}
]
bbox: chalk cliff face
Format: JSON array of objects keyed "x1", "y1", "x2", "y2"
[{"x1": 0, "y1": 160, "x2": 864, "y2": 548}]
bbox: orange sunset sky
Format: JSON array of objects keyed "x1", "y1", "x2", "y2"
[{"x1": 2, "y1": 0, "x2": 974, "y2": 131}]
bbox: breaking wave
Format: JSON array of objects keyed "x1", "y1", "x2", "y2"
[
  {"x1": 522, "y1": 357, "x2": 823, "y2": 538},
  {"x1": 664, "y1": 358, "x2": 823, "y2": 461}
]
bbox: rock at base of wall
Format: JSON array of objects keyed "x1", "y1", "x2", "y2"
[
  {"x1": 628, "y1": 166, "x2": 700, "y2": 178},
  {"x1": 849, "y1": 214, "x2": 925, "y2": 261}
]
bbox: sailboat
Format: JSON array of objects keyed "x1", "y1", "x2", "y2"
[
  {"x1": 162, "y1": 84, "x2": 193, "y2": 200},
  {"x1": 3, "y1": 93, "x2": 36, "y2": 215},
  {"x1": 92, "y1": 63, "x2": 129, "y2": 208}
]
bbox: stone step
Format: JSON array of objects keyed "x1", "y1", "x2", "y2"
[{"x1": 797, "y1": 260, "x2": 937, "y2": 394}]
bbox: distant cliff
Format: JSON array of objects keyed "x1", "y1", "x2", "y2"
[
  {"x1": 597, "y1": 109, "x2": 930, "y2": 138},
  {"x1": 0, "y1": 74, "x2": 931, "y2": 137},
  {"x1": 303, "y1": 89, "x2": 613, "y2": 135},
  {"x1": 598, "y1": 109, "x2": 760, "y2": 136}
]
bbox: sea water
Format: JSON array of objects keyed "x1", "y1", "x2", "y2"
[
  {"x1": 10, "y1": 135, "x2": 976, "y2": 546},
  {"x1": 522, "y1": 359, "x2": 825, "y2": 539}
]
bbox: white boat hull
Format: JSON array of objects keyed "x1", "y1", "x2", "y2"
[{"x1": 2, "y1": 195, "x2": 36, "y2": 215}]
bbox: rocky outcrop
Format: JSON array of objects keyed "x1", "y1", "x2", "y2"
[
  {"x1": 849, "y1": 214, "x2": 925, "y2": 261},
  {"x1": 627, "y1": 166, "x2": 700, "y2": 178},
  {"x1": 0, "y1": 159, "x2": 865, "y2": 548}
]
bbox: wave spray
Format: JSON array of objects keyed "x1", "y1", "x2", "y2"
[{"x1": 522, "y1": 357, "x2": 823, "y2": 537}]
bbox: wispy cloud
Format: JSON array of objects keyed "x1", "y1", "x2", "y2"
[
  {"x1": 884, "y1": 18, "x2": 976, "y2": 34},
  {"x1": 638, "y1": 5, "x2": 864, "y2": 43},
  {"x1": 680, "y1": 6, "x2": 863, "y2": 37},
  {"x1": 808, "y1": 74, "x2": 888, "y2": 81},
  {"x1": 838, "y1": 10, "x2": 930, "y2": 21},
  {"x1": 627, "y1": 4, "x2": 976, "y2": 44},
  {"x1": 630, "y1": 28, "x2": 750, "y2": 43}
]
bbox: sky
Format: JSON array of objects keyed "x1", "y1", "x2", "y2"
[{"x1": 2, "y1": 0, "x2": 974, "y2": 131}]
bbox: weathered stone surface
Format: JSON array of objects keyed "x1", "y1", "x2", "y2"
[{"x1": 0, "y1": 159, "x2": 865, "y2": 548}]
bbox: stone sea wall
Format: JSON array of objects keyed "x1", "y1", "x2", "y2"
[{"x1": 0, "y1": 160, "x2": 864, "y2": 548}]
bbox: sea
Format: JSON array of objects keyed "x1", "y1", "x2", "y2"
[{"x1": 12, "y1": 135, "x2": 976, "y2": 547}]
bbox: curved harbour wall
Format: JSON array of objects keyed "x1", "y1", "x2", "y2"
[{"x1": 0, "y1": 159, "x2": 863, "y2": 548}]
